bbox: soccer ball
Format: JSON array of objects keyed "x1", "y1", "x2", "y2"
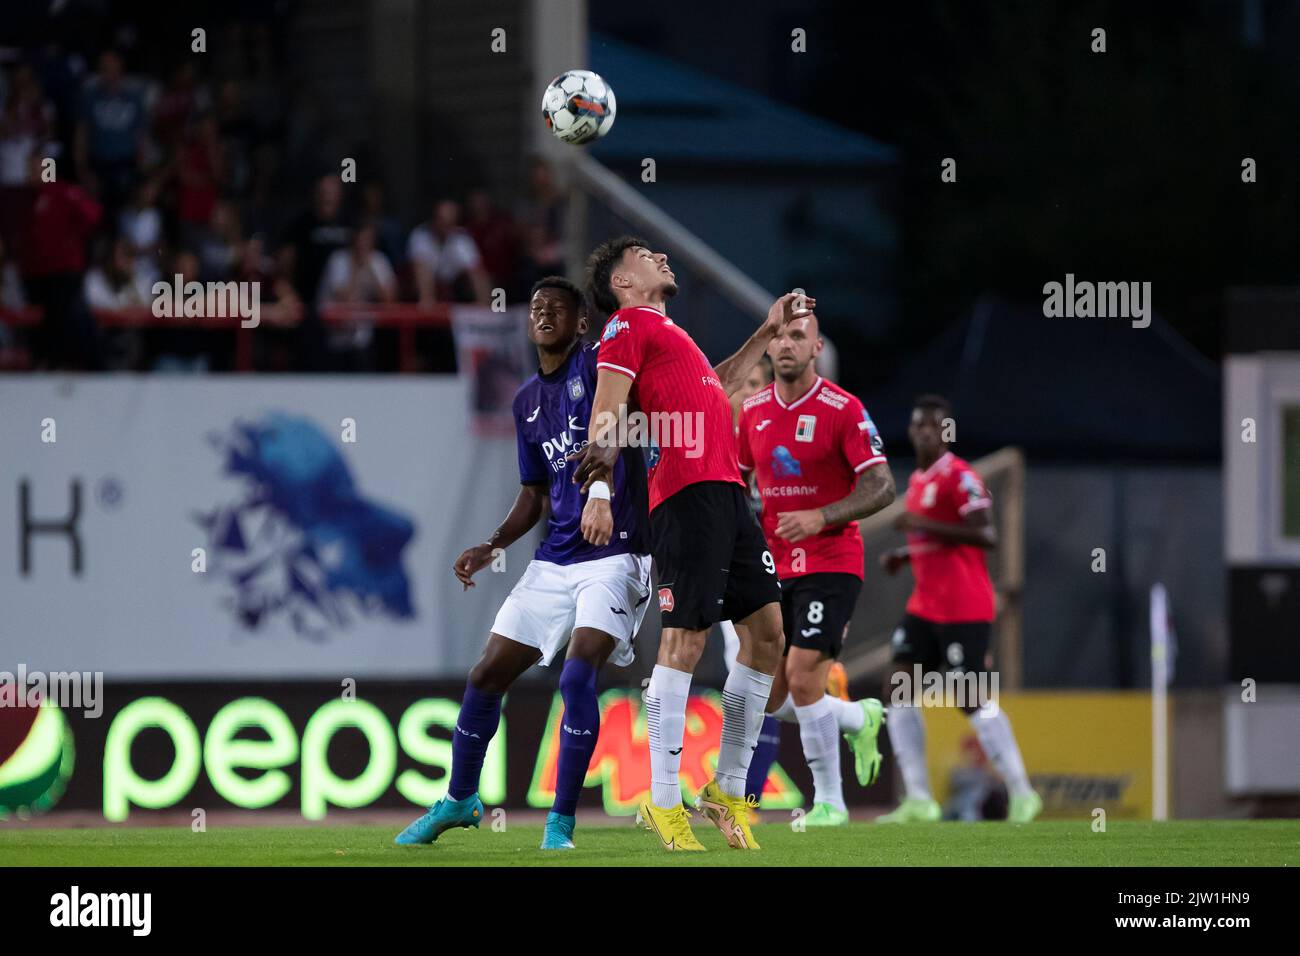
[{"x1": 541, "y1": 70, "x2": 616, "y2": 145}]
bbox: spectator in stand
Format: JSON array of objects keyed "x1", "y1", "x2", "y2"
[
  {"x1": 195, "y1": 199, "x2": 243, "y2": 281},
  {"x1": 360, "y1": 181, "x2": 405, "y2": 277},
  {"x1": 237, "y1": 232, "x2": 301, "y2": 329},
  {"x1": 318, "y1": 223, "x2": 396, "y2": 369},
  {"x1": 152, "y1": 62, "x2": 209, "y2": 155},
  {"x1": 175, "y1": 112, "x2": 226, "y2": 243},
  {"x1": 318, "y1": 222, "x2": 396, "y2": 306},
  {"x1": 515, "y1": 156, "x2": 567, "y2": 290},
  {"x1": 74, "y1": 49, "x2": 148, "y2": 217},
  {"x1": 20, "y1": 152, "x2": 102, "y2": 369},
  {"x1": 152, "y1": 247, "x2": 210, "y2": 372},
  {"x1": 83, "y1": 234, "x2": 152, "y2": 309},
  {"x1": 215, "y1": 79, "x2": 257, "y2": 200},
  {"x1": 0, "y1": 234, "x2": 22, "y2": 364},
  {"x1": 282, "y1": 173, "x2": 350, "y2": 304},
  {"x1": 407, "y1": 197, "x2": 491, "y2": 306},
  {"x1": 118, "y1": 174, "x2": 164, "y2": 285},
  {"x1": 0, "y1": 62, "x2": 55, "y2": 188},
  {"x1": 0, "y1": 233, "x2": 26, "y2": 311},
  {"x1": 465, "y1": 187, "x2": 518, "y2": 297},
  {"x1": 239, "y1": 231, "x2": 303, "y2": 371}
]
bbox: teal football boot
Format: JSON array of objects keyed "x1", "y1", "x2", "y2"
[
  {"x1": 394, "y1": 794, "x2": 484, "y2": 845},
  {"x1": 539, "y1": 811, "x2": 576, "y2": 850}
]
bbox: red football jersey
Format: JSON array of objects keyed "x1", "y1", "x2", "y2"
[
  {"x1": 595, "y1": 306, "x2": 744, "y2": 511},
  {"x1": 736, "y1": 377, "x2": 887, "y2": 579},
  {"x1": 902, "y1": 451, "x2": 996, "y2": 623}
]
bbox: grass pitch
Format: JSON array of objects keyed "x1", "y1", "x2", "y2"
[{"x1": 1, "y1": 820, "x2": 1295, "y2": 866}]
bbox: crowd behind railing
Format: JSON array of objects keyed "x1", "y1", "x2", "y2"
[{"x1": 0, "y1": 36, "x2": 568, "y2": 372}]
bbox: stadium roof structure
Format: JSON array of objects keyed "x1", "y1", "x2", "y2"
[
  {"x1": 864, "y1": 296, "x2": 1222, "y2": 462},
  {"x1": 588, "y1": 35, "x2": 898, "y2": 168}
]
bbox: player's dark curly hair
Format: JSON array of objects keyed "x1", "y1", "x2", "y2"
[
  {"x1": 585, "y1": 235, "x2": 649, "y2": 317},
  {"x1": 913, "y1": 393, "x2": 953, "y2": 418},
  {"x1": 530, "y1": 275, "x2": 587, "y2": 315}
]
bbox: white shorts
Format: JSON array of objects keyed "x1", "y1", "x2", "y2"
[{"x1": 491, "y1": 552, "x2": 652, "y2": 668}]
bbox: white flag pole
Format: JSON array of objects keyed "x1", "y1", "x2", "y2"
[{"x1": 1150, "y1": 582, "x2": 1170, "y2": 822}]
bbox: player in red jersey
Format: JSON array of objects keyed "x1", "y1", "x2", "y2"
[
  {"x1": 736, "y1": 312, "x2": 895, "y2": 825},
  {"x1": 570, "y1": 236, "x2": 803, "y2": 851},
  {"x1": 877, "y1": 395, "x2": 1042, "y2": 823}
]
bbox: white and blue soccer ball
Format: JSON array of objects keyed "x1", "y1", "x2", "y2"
[{"x1": 542, "y1": 70, "x2": 616, "y2": 145}]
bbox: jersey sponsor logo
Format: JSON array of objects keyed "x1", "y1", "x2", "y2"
[
  {"x1": 742, "y1": 390, "x2": 773, "y2": 411},
  {"x1": 816, "y1": 389, "x2": 849, "y2": 410},
  {"x1": 701, "y1": 374, "x2": 722, "y2": 389},
  {"x1": 568, "y1": 377, "x2": 585, "y2": 400},
  {"x1": 795, "y1": 414, "x2": 816, "y2": 442},
  {"x1": 601, "y1": 318, "x2": 630, "y2": 341},
  {"x1": 542, "y1": 423, "x2": 588, "y2": 468},
  {"x1": 526, "y1": 406, "x2": 541, "y2": 422},
  {"x1": 762, "y1": 484, "x2": 819, "y2": 497},
  {"x1": 658, "y1": 587, "x2": 675, "y2": 612},
  {"x1": 771, "y1": 445, "x2": 802, "y2": 478},
  {"x1": 755, "y1": 419, "x2": 772, "y2": 432}
]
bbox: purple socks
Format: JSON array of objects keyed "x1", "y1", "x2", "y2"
[
  {"x1": 554, "y1": 658, "x2": 600, "y2": 816},
  {"x1": 448, "y1": 684, "x2": 503, "y2": 800},
  {"x1": 745, "y1": 715, "x2": 781, "y2": 802}
]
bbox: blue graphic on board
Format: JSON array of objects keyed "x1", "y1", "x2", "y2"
[{"x1": 195, "y1": 413, "x2": 415, "y2": 639}]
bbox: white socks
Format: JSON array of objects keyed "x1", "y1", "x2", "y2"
[
  {"x1": 646, "y1": 665, "x2": 692, "y2": 808},
  {"x1": 795, "y1": 697, "x2": 845, "y2": 811},
  {"x1": 886, "y1": 704, "x2": 932, "y2": 801},
  {"x1": 827, "y1": 696, "x2": 864, "y2": 734},
  {"x1": 716, "y1": 662, "x2": 774, "y2": 798},
  {"x1": 969, "y1": 706, "x2": 1033, "y2": 797},
  {"x1": 770, "y1": 693, "x2": 863, "y2": 734},
  {"x1": 771, "y1": 693, "x2": 797, "y2": 722},
  {"x1": 719, "y1": 620, "x2": 740, "y2": 674}
]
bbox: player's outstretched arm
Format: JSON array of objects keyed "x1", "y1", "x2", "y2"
[
  {"x1": 714, "y1": 291, "x2": 815, "y2": 396},
  {"x1": 569, "y1": 367, "x2": 632, "y2": 491},
  {"x1": 775, "y1": 461, "x2": 896, "y2": 543},
  {"x1": 895, "y1": 502, "x2": 998, "y2": 549},
  {"x1": 452, "y1": 484, "x2": 547, "y2": 589}
]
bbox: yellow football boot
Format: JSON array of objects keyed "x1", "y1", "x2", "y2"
[
  {"x1": 635, "y1": 800, "x2": 707, "y2": 851},
  {"x1": 695, "y1": 779, "x2": 761, "y2": 849}
]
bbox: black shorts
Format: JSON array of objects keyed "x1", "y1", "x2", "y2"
[
  {"x1": 779, "y1": 572, "x2": 862, "y2": 659},
  {"x1": 890, "y1": 613, "x2": 992, "y2": 676},
  {"x1": 651, "y1": 481, "x2": 782, "y2": 631}
]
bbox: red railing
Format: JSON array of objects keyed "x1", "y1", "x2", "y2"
[{"x1": 0, "y1": 302, "x2": 453, "y2": 372}]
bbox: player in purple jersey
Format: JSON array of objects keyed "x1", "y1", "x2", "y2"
[{"x1": 395, "y1": 277, "x2": 652, "y2": 851}]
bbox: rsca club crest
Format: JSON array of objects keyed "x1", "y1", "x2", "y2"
[
  {"x1": 194, "y1": 413, "x2": 416, "y2": 639},
  {"x1": 568, "y1": 376, "x2": 584, "y2": 401}
]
